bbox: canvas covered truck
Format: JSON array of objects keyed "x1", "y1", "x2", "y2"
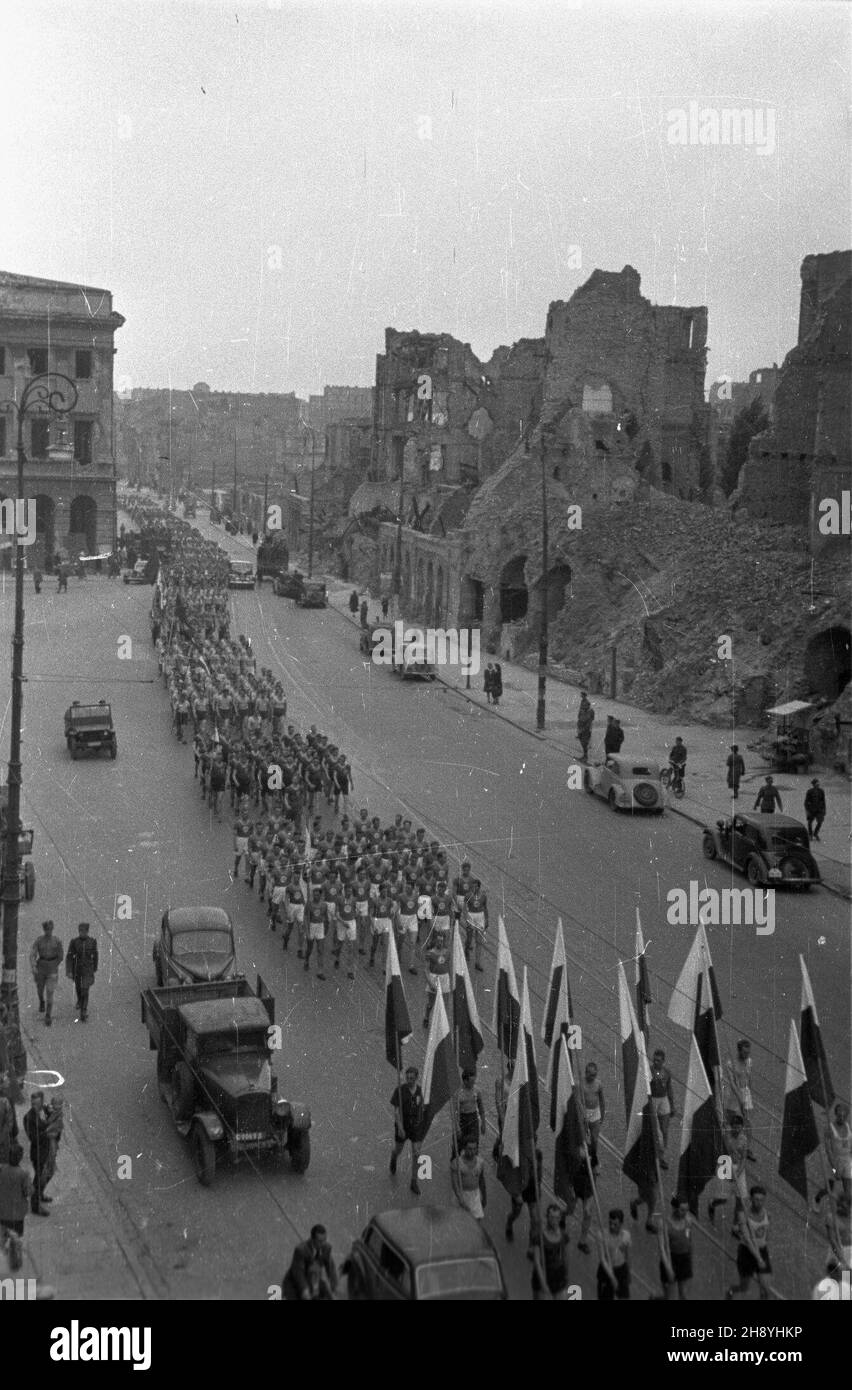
[
  {"x1": 256, "y1": 532, "x2": 290, "y2": 583},
  {"x1": 140, "y1": 975, "x2": 311, "y2": 1185}
]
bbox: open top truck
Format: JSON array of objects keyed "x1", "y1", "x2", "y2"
[{"x1": 141, "y1": 975, "x2": 311, "y2": 1185}]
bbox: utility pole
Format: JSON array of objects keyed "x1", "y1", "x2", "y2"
[
  {"x1": 232, "y1": 427, "x2": 238, "y2": 516},
  {"x1": 536, "y1": 445, "x2": 549, "y2": 732},
  {"x1": 1, "y1": 372, "x2": 77, "y2": 1090},
  {"x1": 210, "y1": 452, "x2": 216, "y2": 511},
  {"x1": 262, "y1": 471, "x2": 269, "y2": 534}
]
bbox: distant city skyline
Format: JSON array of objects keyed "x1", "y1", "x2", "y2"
[{"x1": 3, "y1": 1, "x2": 848, "y2": 398}]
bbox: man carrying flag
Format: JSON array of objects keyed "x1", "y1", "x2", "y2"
[
  {"x1": 385, "y1": 930, "x2": 412, "y2": 1071},
  {"x1": 497, "y1": 1006, "x2": 542, "y2": 1248},
  {"x1": 668, "y1": 924, "x2": 723, "y2": 1101},
  {"x1": 552, "y1": 1035, "x2": 595, "y2": 1255},
  {"x1": 389, "y1": 1066, "x2": 425, "y2": 1197},
  {"x1": 420, "y1": 988, "x2": 459, "y2": 1145}
]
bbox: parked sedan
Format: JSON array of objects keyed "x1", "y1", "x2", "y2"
[
  {"x1": 153, "y1": 907, "x2": 238, "y2": 986},
  {"x1": 344, "y1": 1207, "x2": 507, "y2": 1301},
  {"x1": 123, "y1": 559, "x2": 151, "y2": 585},
  {"x1": 702, "y1": 813, "x2": 820, "y2": 890},
  {"x1": 584, "y1": 755, "x2": 665, "y2": 813}
]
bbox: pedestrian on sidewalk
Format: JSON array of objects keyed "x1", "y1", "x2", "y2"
[
  {"x1": 33, "y1": 567, "x2": 43, "y2": 594},
  {"x1": 348, "y1": 589, "x2": 359, "y2": 616},
  {"x1": 727, "y1": 745, "x2": 745, "y2": 798},
  {"x1": 576, "y1": 691, "x2": 594, "y2": 762},
  {"x1": 0, "y1": 1142, "x2": 31, "y2": 1238},
  {"x1": 381, "y1": 595, "x2": 389, "y2": 619},
  {"x1": 754, "y1": 775, "x2": 782, "y2": 813},
  {"x1": 22, "y1": 1092, "x2": 51, "y2": 1215},
  {"x1": 389, "y1": 1065, "x2": 424, "y2": 1196},
  {"x1": 65, "y1": 922, "x2": 98, "y2": 1022},
  {"x1": 30, "y1": 921, "x2": 63, "y2": 1026},
  {"x1": 604, "y1": 716, "x2": 624, "y2": 756},
  {"x1": 484, "y1": 664, "x2": 495, "y2": 704},
  {"x1": 805, "y1": 778, "x2": 826, "y2": 841},
  {"x1": 492, "y1": 663, "x2": 503, "y2": 706},
  {"x1": 359, "y1": 599, "x2": 368, "y2": 628}
]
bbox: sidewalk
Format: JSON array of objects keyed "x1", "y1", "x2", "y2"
[
  {"x1": 325, "y1": 580, "x2": 851, "y2": 899},
  {"x1": 14, "y1": 1024, "x2": 165, "y2": 1300}
]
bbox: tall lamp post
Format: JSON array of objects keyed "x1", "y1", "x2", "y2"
[
  {"x1": 1, "y1": 372, "x2": 78, "y2": 1084},
  {"x1": 301, "y1": 424, "x2": 317, "y2": 578},
  {"x1": 535, "y1": 444, "x2": 549, "y2": 732}
]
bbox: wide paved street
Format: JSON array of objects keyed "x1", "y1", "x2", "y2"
[{"x1": 1, "y1": 533, "x2": 847, "y2": 1299}]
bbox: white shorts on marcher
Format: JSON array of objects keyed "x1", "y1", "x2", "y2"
[
  {"x1": 308, "y1": 920, "x2": 325, "y2": 941},
  {"x1": 336, "y1": 918, "x2": 357, "y2": 943},
  {"x1": 372, "y1": 916, "x2": 392, "y2": 935},
  {"x1": 398, "y1": 913, "x2": 418, "y2": 935}
]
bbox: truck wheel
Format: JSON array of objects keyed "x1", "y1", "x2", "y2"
[
  {"x1": 288, "y1": 1128, "x2": 311, "y2": 1174},
  {"x1": 23, "y1": 862, "x2": 35, "y2": 900},
  {"x1": 347, "y1": 1261, "x2": 367, "y2": 1301},
  {"x1": 110, "y1": 740, "x2": 117, "y2": 760},
  {"x1": 171, "y1": 1062, "x2": 196, "y2": 1123},
  {"x1": 608, "y1": 789, "x2": 619, "y2": 812},
  {"x1": 702, "y1": 834, "x2": 717, "y2": 860},
  {"x1": 191, "y1": 1124, "x2": 216, "y2": 1187},
  {"x1": 69, "y1": 739, "x2": 78, "y2": 760},
  {"x1": 746, "y1": 857, "x2": 764, "y2": 887},
  {"x1": 583, "y1": 770, "x2": 594, "y2": 795}
]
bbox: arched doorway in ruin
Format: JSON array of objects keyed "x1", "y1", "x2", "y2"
[
  {"x1": 530, "y1": 561, "x2": 572, "y2": 634},
  {"x1": 499, "y1": 555, "x2": 528, "y2": 623},
  {"x1": 805, "y1": 627, "x2": 851, "y2": 701}
]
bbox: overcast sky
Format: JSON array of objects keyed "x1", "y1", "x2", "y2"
[{"x1": 3, "y1": 0, "x2": 849, "y2": 396}]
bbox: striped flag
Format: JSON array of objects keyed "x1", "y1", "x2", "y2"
[
  {"x1": 541, "y1": 918, "x2": 572, "y2": 1047},
  {"x1": 799, "y1": 955, "x2": 835, "y2": 1109},
  {"x1": 492, "y1": 916, "x2": 521, "y2": 1061},
  {"x1": 669, "y1": 924, "x2": 723, "y2": 1091},
  {"x1": 421, "y1": 989, "x2": 458, "y2": 1138},
  {"x1": 451, "y1": 925, "x2": 483, "y2": 1073},
  {"x1": 553, "y1": 1037, "x2": 589, "y2": 1201},
  {"x1": 497, "y1": 1006, "x2": 537, "y2": 1197},
  {"x1": 384, "y1": 929, "x2": 412, "y2": 1068},
  {"x1": 618, "y1": 961, "x2": 658, "y2": 1190},
  {"x1": 520, "y1": 968, "x2": 540, "y2": 1136},
  {"x1": 545, "y1": 949, "x2": 573, "y2": 1131},
  {"x1": 778, "y1": 1019, "x2": 820, "y2": 1201},
  {"x1": 677, "y1": 1036, "x2": 723, "y2": 1214},
  {"x1": 635, "y1": 909, "x2": 652, "y2": 1042}
]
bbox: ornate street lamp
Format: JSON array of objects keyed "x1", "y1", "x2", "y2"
[{"x1": 0, "y1": 371, "x2": 78, "y2": 1086}]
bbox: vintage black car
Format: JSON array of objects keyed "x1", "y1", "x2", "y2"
[
  {"x1": 154, "y1": 906, "x2": 238, "y2": 986},
  {"x1": 702, "y1": 813, "x2": 820, "y2": 890},
  {"x1": 344, "y1": 1207, "x2": 507, "y2": 1301},
  {"x1": 295, "y1": 579, "x2": 327, "y2": 609},
  {"x1": 64, "y1": 701, "x2": 117, "y2": 760}
]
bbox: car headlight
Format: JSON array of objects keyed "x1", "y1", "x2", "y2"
[
  {"x1": 274, "y1": 1097, "x2": 290, "y2": 1117},
  {"x1": 768, "y1": 868, "x2": 782, "y2": 878}
]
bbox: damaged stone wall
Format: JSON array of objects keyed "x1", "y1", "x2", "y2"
[
  {"x1": 543, "y1": 265, "x2": 708, "y2": 499},
  {"x1": 736, "y1": 250, "x2": 851, "y2": 529}
]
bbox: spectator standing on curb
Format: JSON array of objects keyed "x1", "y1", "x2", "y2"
[
  {"x1": 0, "y1": 1074, "x2": 17, "y2": 1162},
  {"x1": 576, "y1": 692, "x2": 594, "y2": 762},
  {"x1": 805, "y1": 778, "x2": 826, "y2": 841},
  {"x1": 754, "y1": 775, "x2": 782, "y2": 813},
  {"x1": 359, "y1": 599, "x2": 368, "y2": 628},
  {"x1": 0, "y1": 1142, "x2": 30, "y2": 1237},
  {"x1": 30, "y1": 921, "x2": 63, "y2": 1026},
  {"x1": 22, "y1": 1092, "x2": 51, "y2": 1216},
  {"x1": 726, "y1": 745, "x2": 745, "y2": 798},
  {"x1": 65, "y1": 923, "x2": 98, "y2": 1022}
]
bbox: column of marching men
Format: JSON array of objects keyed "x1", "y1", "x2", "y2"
[{"x1": 139, "y1": 510, "x2": 851, "y2": 1303}]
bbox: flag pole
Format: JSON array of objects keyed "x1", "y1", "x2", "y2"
[
  {"x1": 583, "y1": 1143, "x2": 617, "y2": 1293},
  {"x1": 812, "y1": 1037, "x2": 843, "y2": 1263},
  {"x1": 652, "y1": 1121, "x2": 674, "y2": 1285}
]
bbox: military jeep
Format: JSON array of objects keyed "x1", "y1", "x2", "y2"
[{"x1": 64, "y1": 701, "x2": 117, "y2": 760}]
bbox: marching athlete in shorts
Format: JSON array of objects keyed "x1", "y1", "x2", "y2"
[
  {"x1": 463, "y1": 880, "x2": 489, "y2": 972},
  {"x1": 727, "y1": 1186, "x2": 771, "y2": 1301},
  {"x1": 233, "y1": 815, "x2": 250, "y2": 881},
  {"x1": 284, "y1": 876, "x2": 306, "y2": 956},
  {"x1": 268, "y1": 872, "x2": 287, "y2": 933},
  {"x1": 395, "y1": 888, "x2": 420, "y2": 976},
  {"x1": 334, "y1": 891, "x2": 357, "y2": 980},
  {"x1": 369, "y1": 888, "x2": 394, "y2": 970},
  {"x1": 304, "y1": 888, "x2": 327, "y2": 979},
  {"x1": 354, "y1": 876, "x2": 372, "y2": 956}
]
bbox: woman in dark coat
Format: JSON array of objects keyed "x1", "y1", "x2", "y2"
[
  {"x1": 492, "y1": 664, "x2": 503, "y2": 706},
  {"x1": 483, "y1": 665, "x2": 494, "y2": 704}
]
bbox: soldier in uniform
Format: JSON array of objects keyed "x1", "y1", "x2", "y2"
[{"x1": 65, "y1": 922, "x2": 98, "y2": 1022}]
